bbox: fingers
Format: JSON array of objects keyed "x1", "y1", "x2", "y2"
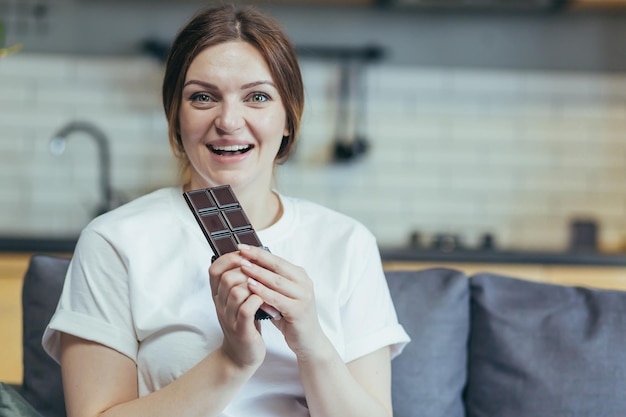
[
  {"x1": 237, "y1": 244, "x2": 299, "y2": 280},
  {"x1": 210, "y1": 246, "x2": 307, "y2": 322},
  {"x1": 209, "y1": 253, "x2": 259, "y2": 321},
  {"x1": 209, "y1": 252, "x2": 244, "y2": 296},
  {"x1": 240, "y1": 255, "x2": 300, "y2": 301},
  {"x1": 239, "y1": 245, "x2": 314, "y2": 321},
  {"x1": 221, "y1": 280, "x2": 263, "y2": 324}
]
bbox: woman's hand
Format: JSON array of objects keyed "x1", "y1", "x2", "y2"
[
  {"x1": 209, "y1": 253, "x2": 267, "y2": 370},
  {"x1": 237, "y1": 244, "x2": 327, "y2": 360}
]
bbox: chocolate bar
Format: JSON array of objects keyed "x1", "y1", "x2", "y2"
[{"x1": 183, "y1": 185, "x2": 272, "y2": 320}]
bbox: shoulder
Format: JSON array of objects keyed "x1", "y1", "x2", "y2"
[{"x1": 83, "y1": 187, "x2": 184, "y2": 243}]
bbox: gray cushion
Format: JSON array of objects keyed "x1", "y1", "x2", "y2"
[
  {"x1": 20, "y1": 255, "x2": 69, "y2": 417},
  {"x1": 466, "y1": 273, "x2": 626, "y2": 417},
  {"x1": 386, "y1": 268, "x2": 469, "y2": 417}
]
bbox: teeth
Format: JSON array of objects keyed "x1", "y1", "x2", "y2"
[{"x1": 211, "y1": 144, "x2": 250, "y2": 152}]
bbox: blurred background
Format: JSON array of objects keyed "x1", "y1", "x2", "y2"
[{"x1": 1, "y1": 0, "x2": 626, "y2": 254}]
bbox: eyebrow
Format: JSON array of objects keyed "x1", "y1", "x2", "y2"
[{"x1": 183, "y1": 80, "x2": 277, "y2": 90}]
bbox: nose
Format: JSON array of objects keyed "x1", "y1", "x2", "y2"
[{"x1": 215, "y1": 101, "x2": 244, "y2": 133}]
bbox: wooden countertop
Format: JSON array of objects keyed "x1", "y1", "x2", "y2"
[
  {"x1": 383, "y1": 261, "x2": 626, "y2": 291},
  {"x1": 0, "y1": 254, "x2": 34, "y2": 384}
]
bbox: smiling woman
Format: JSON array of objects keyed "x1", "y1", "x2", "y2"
[{"x1": 41, "y1": 5, "x2": 409, "y2": 417}]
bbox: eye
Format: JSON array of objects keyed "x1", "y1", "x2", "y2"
[
  {"x1": 189, "y1": 92, "x2": 213, "y2": 103},
  {"x1": 249, "y1": 92, "x2": 270, "y2": 103}
]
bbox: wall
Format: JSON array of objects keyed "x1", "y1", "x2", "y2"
[{"x1": 2, "y1": 52, "x2": 625, "y2": 251}]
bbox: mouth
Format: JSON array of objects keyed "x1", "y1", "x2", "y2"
[{"x1": 208, "y1": 144, "x2": 253, "y2": 156}]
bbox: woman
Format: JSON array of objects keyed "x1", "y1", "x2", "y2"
[{"x1": 43, "y1": 5, "x2": 409, "y2": 417}]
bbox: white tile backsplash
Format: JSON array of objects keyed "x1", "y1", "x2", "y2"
[{"x1": 1, "y1": 52, "x2": 625, "y2": 251}]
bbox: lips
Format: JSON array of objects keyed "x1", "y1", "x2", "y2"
[{"x1": 208, "y1": 144, "x2": 253, "y2": 156}]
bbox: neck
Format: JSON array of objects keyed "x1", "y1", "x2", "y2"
[{"x1": 237, "y1": 188, "x2": 282, "y2": 231}]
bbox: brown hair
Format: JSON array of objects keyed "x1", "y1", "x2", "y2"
[{"x1": 162, "y1": 4, "x2": 304, "y2": 177}]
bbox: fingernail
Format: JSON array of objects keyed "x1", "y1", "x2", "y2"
[
  {"x1": 262, "y1": 304, "x2": 282, "y2": 320},
  {"x1": 237, "y1": 243, "x2": 251, "y2": 251},
  {"x1": 241, "y1": 258, "x2": 252, "y2": 268},
  {"x1": 247, "y1": 277, "x2": 258, "y2": 286}
]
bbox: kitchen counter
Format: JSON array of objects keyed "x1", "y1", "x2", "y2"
[
  {"x1": 2, "y1": 236, "x2": 625, "y2": 267},
  {"x1": 380, "y1": 248, "x2": 626, "y2": 267},
  {"x1": 0, "y1": 237, "x2": 78, "y2": 253}
]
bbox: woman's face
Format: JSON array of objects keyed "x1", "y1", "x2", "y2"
[{"x1": 179, "y1": 41, "x2": 288, "y2": 192}]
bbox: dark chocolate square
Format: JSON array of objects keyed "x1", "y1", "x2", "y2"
[
  {"x1": 212, "y1": 234, "x2": 238, "y2": 254},
  {"x1": 223, "y1": 208, "x2": 252, "y2": 231},
  {"x1": 234, "y1": 230, "x2": 263, "y2": 247},
  {"x1": 186, "y1": 189, "x2": 217, "y2": 213},
  {"x1": 200, "y1": 212, "x2": 229, "y2": 235},
  {"x1": 210, "y1": 186, "x2": 238, "y2": 208}
]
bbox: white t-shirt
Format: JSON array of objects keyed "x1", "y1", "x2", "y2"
[{"x1": 43, "y1": 186, "x2": 409, "y2": 417}]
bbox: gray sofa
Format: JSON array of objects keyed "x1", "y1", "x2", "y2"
[
  {"x1": 4, "y1": 255, "x2": 626, "y2": 417},
  {"x1": 390, "y1": 268, "x2": 626, "y2": 417}
]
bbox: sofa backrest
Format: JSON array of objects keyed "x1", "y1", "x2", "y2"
[
  {"x1": 20, "y1": 258, "x2": 626, "y2": 417},
  {"x1": 465, "y1": 272, "x2": 626, "y2": 417},
  {"x1": 385, "y1": 268, "x2": 469, "y2": 417},
  {"x1": 21, "y1": 254, "x2": 69, "y2": 417}
]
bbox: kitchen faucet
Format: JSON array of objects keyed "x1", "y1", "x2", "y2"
[{"x1": 49, "y1": 120, "x2": 119, "y2": 217}]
